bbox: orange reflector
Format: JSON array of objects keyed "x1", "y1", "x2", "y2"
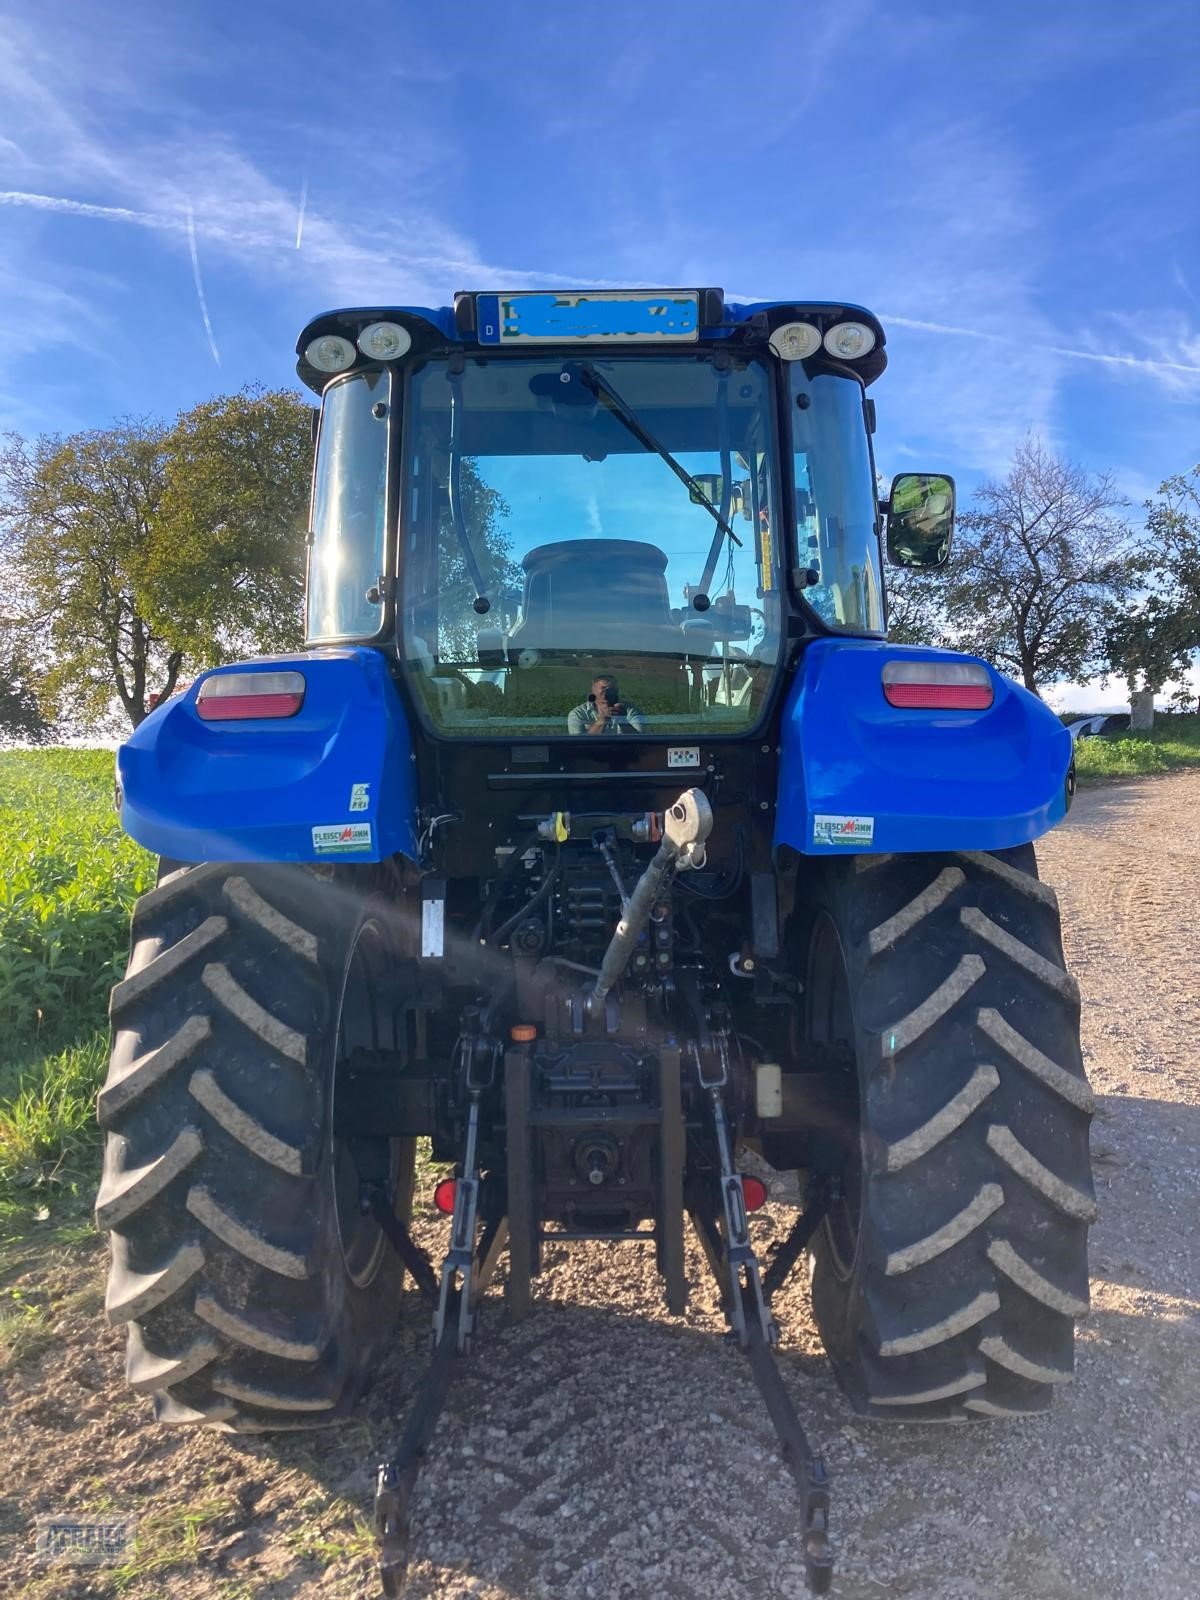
[
  {"x1": 742, "y1": 1175, "x2": 768, "y2": 1211},
  {"x1": 433, "y1": 1178, "x2": 457, "y2": 1214},
  {"x1": 511, "y1": 1024, "x2": 537, "y2": 1042}
]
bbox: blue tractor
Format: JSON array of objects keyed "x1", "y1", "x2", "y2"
[{"x1": 97, "y1": 290, "x2": 1094, "y2": 1594}]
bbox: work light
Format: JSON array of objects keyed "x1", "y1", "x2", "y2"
[
  {"x1": 823, "y1": 321, "x2": 876, "y2": 359},
  {"x1": 304, "y1": 335, "x2": 357, "y2": 373},
  {"x1": 769, "y1": 321, "x2": 822, "y2": 361},
  {"x1": 357, "y1": 321, "x2": 412, "y2": 360}
]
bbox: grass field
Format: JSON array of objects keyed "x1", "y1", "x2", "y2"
[
  {"x1": 1070, "y1": 712, "x2": 1200, "y2": 781},
  {"x1": 0, "y1": 750, "x2": 153, "y2": 1237}
]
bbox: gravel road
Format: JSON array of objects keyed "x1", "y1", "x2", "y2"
[{"x1": 5, "y1": 773, "x2": 1199, "y2": 1600}]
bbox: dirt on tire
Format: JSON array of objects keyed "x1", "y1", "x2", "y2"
[{"x1": 3, "y1": 773, "x2": 1198, "y2": 1600}]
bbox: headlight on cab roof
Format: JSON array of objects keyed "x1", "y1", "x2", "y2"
[
  {"x1": 357, "y1": 320, "x2": 412, "y2": 360},
  {"x1": 769, "y1": 321, "x2": 822, "y2": 361},
  {"x1": 304, "y1": 334, "x2": 356, "y2": 373},
  {"x1": 196, "y1": 670, "x2": 306, "y2": 721},
  {"x1": 823, "y1": 321, "x2": 877, "y2": 360}
]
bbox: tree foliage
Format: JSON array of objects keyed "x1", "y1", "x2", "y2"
[
  {"x1": 0, "y1": 387, "x2": 312, "y2": 728},
  {"x1": 0, "y1": 633, "x2": 52, "y2": 745},
  {"x1": 0, "y1": 421, "x2": 180, "y2": 729},
  {"x1": 940, "y1": 439, "x2": 1136, "y2": 693},
  {"x1": 148, "y1": 386, "x2": 311, "y2": 662},
  {"x1": 885, "y1": 563, "x2": 946, "y2": 646},
  {"x1": 1105, "y1": 465, "x2": 1200, "y2": 701},
  {"x1": 435, "y1": 459, "x2": 518, "y2": 658}
]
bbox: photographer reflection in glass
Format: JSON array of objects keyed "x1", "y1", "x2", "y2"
[{"x1": 567, "y1": 674, "x2": 646, "y2": 735}]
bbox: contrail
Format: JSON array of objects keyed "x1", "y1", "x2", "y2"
[
  {"x1": 295, "y1": 173, "x2": 308, "y2": 250},
  {"x1": 882, "y1": 313, "x2": 1200, "y2": 378},
  {"x1": 185, "y1": 202, "x2": 220, "y2": 367},
  {"x1": 0, "y1": 189, "x2": 163, "y2": 227}
]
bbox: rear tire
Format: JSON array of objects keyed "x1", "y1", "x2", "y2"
[
  {"x1": 96, "y1": 862, "x2": 416, "y2": 1431},
  {"x1": 797, "y1": 848, "x2": 1095, "y2": 1421}
]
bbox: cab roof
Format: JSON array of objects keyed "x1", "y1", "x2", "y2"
[{"x1": 295, "y1": 290, "x2": 887, "y2": 393}]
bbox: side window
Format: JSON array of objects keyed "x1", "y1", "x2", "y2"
[
  {"x1": 307, "y1": 371, "x2": 390, "y2": 641},
  {"x1": 790, "y1": 372, "x2": 884, "y2": 634}
]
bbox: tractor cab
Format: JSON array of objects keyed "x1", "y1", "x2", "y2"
[{"x1": 297, "y1": 290, "x2": 929, "y2": 746}]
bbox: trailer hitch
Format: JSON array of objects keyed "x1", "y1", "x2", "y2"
[
  {"x1": 689, "y1": 1037, "x2": 835, "y2": 1594},
  {"x1": 369, "y1": 1016, "x2": 834, "y2": 1595},
  {"x1": 741, "y1": 1289, "x2": 833, "y2": 1592},
  {"x1": 372, "y1": 1086, "x2": 509, "y2": 1597}
]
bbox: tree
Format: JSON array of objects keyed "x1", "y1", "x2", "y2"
[
  {"x1": 1105, "y1": 465, "x2": 1200, "y2": 712},
  {"x1": 885, "y1": 563, "x2": 947, "y2": 647},
  {"x1": 0, "y1": 422, "x2": 181, "y2": 729},
  {"x1": 941, "y1": 439, "x2": 1137, "y2": 694},
  {"x1": 146, "y1": 386, "x2": 312, "y2": 663},
  {"x1": 435, "y1": 458, "x2": 518, "y2": 659},
  {"x1": 0, "y1": 388, "x2": 313, "y2": 728},
  {"x1": 0, "y1": 632, "x2": 52, "y2": 745}
]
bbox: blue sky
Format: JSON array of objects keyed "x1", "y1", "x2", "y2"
[{"x1": 1, "y1": 0, "x2": 1197, "y2": 702}]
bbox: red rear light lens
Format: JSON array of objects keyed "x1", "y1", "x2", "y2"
[
  {"x1": 433, "y1": 1178, "x2": 457, "y2": 1215},
  {"x1": 742, "y1": 1175, "x2": 768, "y2": 1212},
  {"x1": 196, "y1": 670, "x2": 306, "y2": 721},
  {"x1": 882, "y1": 661, "x2": 993, "y2": 711}
]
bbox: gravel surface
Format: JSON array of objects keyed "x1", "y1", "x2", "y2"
[{"x1": 4, "y1": 773, "x2": 1198, "y2": 1599}]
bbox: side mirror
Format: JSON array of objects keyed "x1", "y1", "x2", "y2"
[
  {"x1": 688, "y1": 473, "x2": 723, "y2": 507},
  {"x1": 886, "y1": 473, "x2": 955, "y2": 569}
]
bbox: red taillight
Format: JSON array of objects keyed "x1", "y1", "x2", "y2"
[
  {"x1": 196, "y1": 670, "x2": 306, "y2": 721},
  {"x1": 882, "y1": 661, "x2": 993, "y2": 711},
  {"x1": 433, "y1": 1178, "x2": 457, "y2": 1215},
  {"x1": 884, "y1": 681, "x2": 993, "y2": 709},
  {"x1": 742, "y1": 1175, "x2": 768, "y2": 1212}
]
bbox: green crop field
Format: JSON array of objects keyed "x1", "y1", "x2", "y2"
[
  {"x1": 1070, "y1": 713, "x2": 1200, "y2": 781},
  {"x1": 0, "y1": 751, "x2": 154, "y2": 1233}
]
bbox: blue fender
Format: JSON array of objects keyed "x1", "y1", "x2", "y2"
[
  {"x1": 775, "y1": 640, "x2": 1072, "y2": 856},
  {"x1": 117, "y1": 648, "x2": 418, "y2": 864}
]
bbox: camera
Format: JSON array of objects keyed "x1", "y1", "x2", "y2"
[{"x1": 589, "y1": 685, "x2": 624, "y2": 713}]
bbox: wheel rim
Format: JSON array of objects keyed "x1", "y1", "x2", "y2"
[
  {"x1": 331, "y1": 918, "x2": 402, "y2": 1288},
  {"x1": 805, "y1": 911, "x2": 862, "y2": 1281}
]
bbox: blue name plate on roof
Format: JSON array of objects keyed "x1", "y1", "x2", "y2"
[{"x1": 476, "y1": 291, "x2": 699, "y2": 345}]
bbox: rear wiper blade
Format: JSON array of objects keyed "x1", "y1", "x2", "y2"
[{"x1": 575, "y1": 362, "x2": 743, "y2": 559}]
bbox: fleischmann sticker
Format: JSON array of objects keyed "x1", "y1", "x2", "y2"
[
  {"x1": 813, "y1": 814, "x2": 875, "y2": 847},
  {"x1": 312, "y1": 822, "x2": 372, "y2": 854}
]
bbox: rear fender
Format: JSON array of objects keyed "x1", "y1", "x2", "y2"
[
  {"x1": 775, "y1": 639, "x2": 1073, "y2": 856},
  {"x1": 117, "y1": 648, "x2": 417, "y2": 863}
]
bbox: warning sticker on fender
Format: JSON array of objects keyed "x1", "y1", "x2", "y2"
[
  {"x1": 312, "y1": 822, "x2": 372, "y2": 854},
  {"x1": 813, "y1": 814, "x2": 875, "y2": 847}
]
